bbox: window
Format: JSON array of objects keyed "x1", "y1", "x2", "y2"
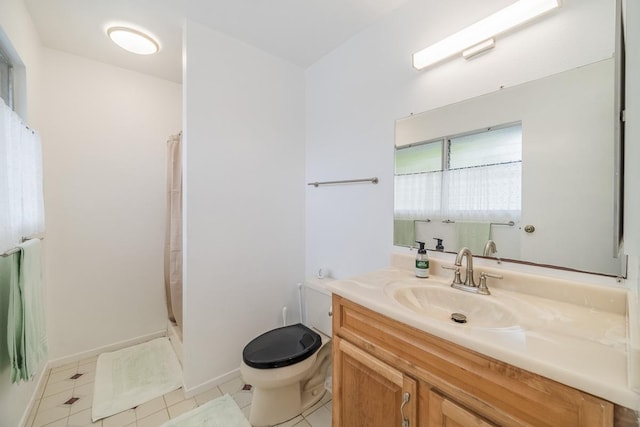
[
  {"x1": 0, "y1": 46, "x2": 12, "y2": 109},
  {"x1": 394, "y1": 123, "x2": 522, "y2": 222}
]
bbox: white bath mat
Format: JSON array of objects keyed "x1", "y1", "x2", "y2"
[
  {"x1": 92, "y1": 337, "x2": 183, "y2": 421},
  {"x1": 160, "y1": 394, "x2": 251, "y2": 427}
]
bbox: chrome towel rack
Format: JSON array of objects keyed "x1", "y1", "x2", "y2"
[
  {"x1": 307, "y1": 177, "x2": 379, "y2": 187},
  {"x1": 1, "y1": 234, "x2": 45, "y2": 258},
  {"x1": 440, "y1": 220, "x2": 515, "y2": 226}
]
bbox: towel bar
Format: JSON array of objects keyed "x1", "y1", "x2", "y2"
[
  {"x1": 307, "y1": 177, "x2": 378, "y2": 187},
  {"x1": 441, "y1": 220, "x2": 515, "y2": 226},
  {"x1": 0, "y1": 235, "x2": 45, "y2": 257}
]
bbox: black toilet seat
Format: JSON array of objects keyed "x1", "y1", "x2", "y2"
[{"x1": 242, "y1": 323, "x2": 322, "y2": 369}]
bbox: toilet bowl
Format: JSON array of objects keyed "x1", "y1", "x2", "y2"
[{"x1": 240, "y1": 278, "x2": 333, "y2": 426}]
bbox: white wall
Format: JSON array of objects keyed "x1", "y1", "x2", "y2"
[
  {"x1": 1, "y1": 9, "x2": 181, "y2": 424},
  {"x1": 39, "y1": 48, "x2": 182, "y2": 359},
  {"x1": 183, "y1": 21, "x2": 305, "y2": 392},
  {"x1": 305, "y1": 0, "x2": 616, "y2": 279},
  {"x1": 0, "y1": 1, "x2": 45, "y2": 425}
]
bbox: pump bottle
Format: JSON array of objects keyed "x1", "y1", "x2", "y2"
[{"x1": 415, "y1": 241, "x2": 429, "y2": 278}]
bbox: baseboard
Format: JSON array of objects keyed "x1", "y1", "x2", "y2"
[
  {"x1": 183, "y1": 367, "x2": 241, "y2": 398},
  {"x1": 47, "y1": 329, "x2": 167, "y2": 369}
]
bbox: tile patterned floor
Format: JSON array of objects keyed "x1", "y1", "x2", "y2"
[{"x1": 25, "y1": 355, "x2": 332, "y2": 427}]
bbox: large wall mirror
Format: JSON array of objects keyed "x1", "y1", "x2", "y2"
[{"x1": 394, "y1": 58, "x2": 625, "y2": 277}]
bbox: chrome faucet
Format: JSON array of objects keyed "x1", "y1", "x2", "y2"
[
  {"x1": 455, "y1": 247, "x2": 476, "y2": 287},
  {"x1": 443, "y1": 247, "x2": 501, "y2": 295}
]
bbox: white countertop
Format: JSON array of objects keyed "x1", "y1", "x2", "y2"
[{"x1": 327, "y1": 262, "x2": 640, "y2": 410}]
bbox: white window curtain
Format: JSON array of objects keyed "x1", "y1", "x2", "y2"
[
  {"x1": 0, "y1": 99, "x2": 45, "y2": 254},
  {"x1": 394, "y1": 161, "x2": 521, "y2": 222}
]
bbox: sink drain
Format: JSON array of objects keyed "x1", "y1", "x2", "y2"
[{"x1": 451, "y1": 313, "x2": 467, "y2": 324}]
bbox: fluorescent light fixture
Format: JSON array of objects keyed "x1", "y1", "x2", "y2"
[
  {"x1": 413, "y1": 0, "x2": 560, "y2": 70},
  {"x1": 107, "y1": 27, "x2": 159, "y2": 55}
]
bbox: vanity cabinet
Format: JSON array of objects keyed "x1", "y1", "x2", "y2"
[
  {"x1": 334, "y1": 336, "x2": 417, "y2": 426},
  {"x1": 331, "y1": 294, "x2": 617, "y2": 427}
]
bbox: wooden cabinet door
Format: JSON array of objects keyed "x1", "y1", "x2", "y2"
[
  {"x1": 428, "y1": 389, "x2": 496, "y2": 427},
  {"x1": 333, "y1": 336, "x2": 417, "y2": 427}
]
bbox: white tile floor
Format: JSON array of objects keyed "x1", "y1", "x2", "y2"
[{"x1": 25, "y1": 354, "x2": 332, "y2": 427}]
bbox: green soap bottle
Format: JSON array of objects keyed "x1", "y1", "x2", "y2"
[{"x1": 415, "y1": 241, "x2": 429, "y2": 278}]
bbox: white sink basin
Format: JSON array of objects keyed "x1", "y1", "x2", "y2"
[{"x1": 388, "y1": 284, "x2": 521, "y2": 330}]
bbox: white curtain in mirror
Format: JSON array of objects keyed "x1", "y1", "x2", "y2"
[
  {"x1": 394, "y1": 161, "x2": 521, "y2": 222},
  {"x1": 0, "y1": 99, "x2": 45, "y2": 253},
  {"x1": 394, "y1": 171, "x2": 442, "y2": 219},
  {"x1": 443, "y1": 162, "x2": 521, "y2": 221}
]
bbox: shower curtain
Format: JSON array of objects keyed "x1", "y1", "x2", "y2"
[{"x1": 164, "y1": 133, "x2": 182, "y2": 330}]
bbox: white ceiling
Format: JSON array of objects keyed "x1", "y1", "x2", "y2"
[{"x1": 24, "y1": 0, "x2": 411, "y2": 83}]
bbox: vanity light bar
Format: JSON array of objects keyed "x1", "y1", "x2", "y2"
[
  {"x1": 462, "y1": 38, "x2": 495, "y2": 59},
  {"x1": 412, "y1": 0, "x2": 560, "y2": 70}
]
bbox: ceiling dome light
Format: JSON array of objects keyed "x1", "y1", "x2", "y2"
[{"x1": 107, "y1": 27, "x2": 159, "y2": 55}]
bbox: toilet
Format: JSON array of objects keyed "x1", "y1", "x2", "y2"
[{"x1": 241, "y1": 278, "x2": 333, "y2": 426}]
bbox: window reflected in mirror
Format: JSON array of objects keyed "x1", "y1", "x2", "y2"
[{"x1": 394, "y1": 123, "x2": 521, "y2": 255}]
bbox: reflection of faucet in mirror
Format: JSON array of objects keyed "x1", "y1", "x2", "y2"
[{"x1": 483, "y1": 240, "x2": 497, "y2": 257}]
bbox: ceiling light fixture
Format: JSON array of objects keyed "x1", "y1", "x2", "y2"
[
  {"x1": 107, "y1": 27, "x2": 159, "y2": 55},
  {"x1": 412, "y1": 0, "x2": 560, "y2": 70}
]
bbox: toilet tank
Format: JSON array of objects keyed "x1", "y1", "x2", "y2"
[{"x1": 302, "y1": 277, "x2": 333, "y2": 337}]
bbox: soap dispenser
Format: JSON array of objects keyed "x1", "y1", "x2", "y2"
[
  {"x1": 415, "y1": 241, "x2": 429, "y2": 278},
  {"x1": 433, "y1": 238, "x2": 444, "y2": 251}
]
